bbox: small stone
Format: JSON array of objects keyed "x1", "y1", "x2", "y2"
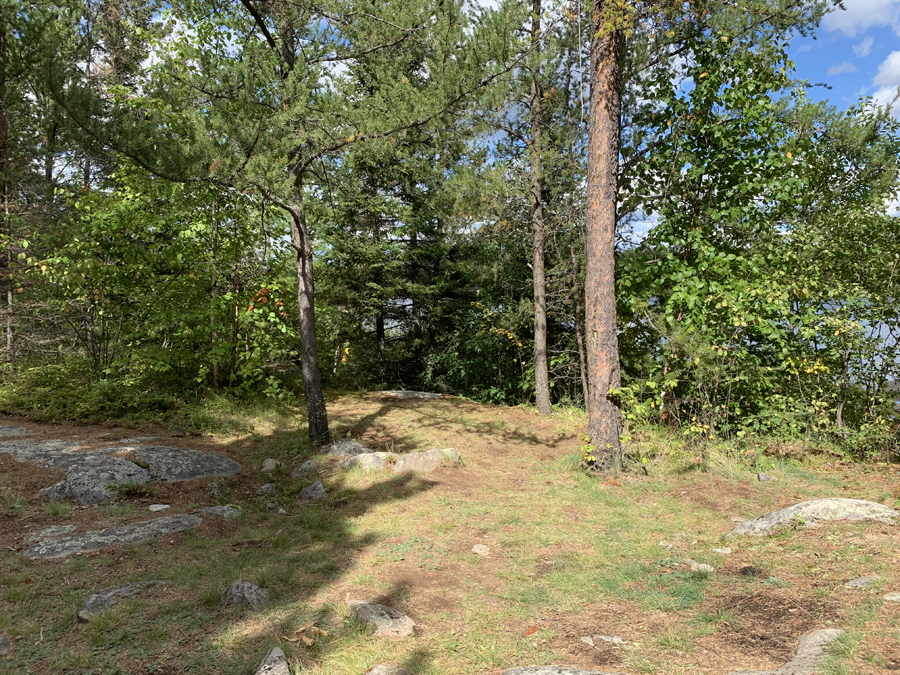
[
  {"x1": 256, "y1": 483, "x2": 275, "y2": 496},
  {"x1": 320, "y1": 438, "x2": 373, "y2": 456},
  {"x1": 350, "y1": 600, "x2": 416, "y2": 638},
  {"x1": 78, "y1": 581, "x2": 167, "y2": 621},
  {"x1": 595, "y1": 635, "x2": 624, "y2": 645},
  {"x1": 222, "y1": 580, "x2": 269, "y2": 610},
  {"x1": 844, "y1": 575, "x2": 879, "y2": 588},
  {"x1": 291, "y1": 460, "x2": 317, "y2": 479},
  {"x1": 712, "y1": 547, "x2": 732, "y2": 554},
  {"x1": 199, "y1": 505, "x2": 241, "y2": 518},
  {"x1": 658, "y1": 541, "x2": 674, "y2": 549},
  {"x1": 884, "y1": 592, "x2": 900, "y2": 602},
  {"x1": 255, "y1": 646, "x2": 289, "y2": 675},
  {"x1": 277, "y1": 508, "x2": 287, "y2": 515},
  {"x1": 365, "y1": 665, "x2": 413, "y2": 675},
  {"x1": 148, "y1": 504, "x2": 170, "y2": 512},
  {"x1": 471, "y1": 544, "x2": 490, "y2": 556},
  {"x1": 580, "y1": 636, "x2": 595, "y2": 647},
  {"x1": 757, "y1": 472, "x2": 771, "y2": 482},
  {"x1": 730, "y1": 516, "x2": 747, "y2": 523},
  {"x1": 684, "y1": 559, "x2": 714, "y2": 574},
  {"x1": 266, "y1": 502, "x2": 278, "y2": 510},
  {"x1": 260, "y1": 458, "x2": 281, "y2": 473},
  {"x1": 0, "y1": 634, "x2": 11, "y2": 656},
  {"x1": 301, "y1": 481, "x2": 327, "y2": 501}
]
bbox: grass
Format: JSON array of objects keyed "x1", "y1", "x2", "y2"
[{"x1": 1, "y1": 396, "x2": 899, "y2": 674}]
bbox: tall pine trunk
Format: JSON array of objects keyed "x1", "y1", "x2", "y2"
[
  {"x1": 530, "y1": 0, "x2": 551, "y2": 415},
  {"x1": 288, "y1": 192, "x2": 329, "y2": 441},
  {"x1": 0, "y1": 17, "x2": 11, "y2": 361},
  {"x1": 585, "y1": 2, "x2": 622, "y2": 471}
]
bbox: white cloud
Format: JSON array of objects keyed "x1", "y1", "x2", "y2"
[
  {"x1": 822, "y1": 0, "x2": 900, "y2": 37},
  {"x1": 828, "y1": 61, "x2": 859, "y2": 75},
  {"x1": 797, "y1": 43, "x2": 816, "y2": 53},
  {"x1": 872, "y1": 50, "x2": 900, "y2": 116},
  {"x1": 853, "y1": 36, "x2": 875, "y2": 57}
]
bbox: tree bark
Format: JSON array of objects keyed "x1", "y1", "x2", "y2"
[
  {"x1": 0, "y1": 17, "x2": 12, "y2": 361},
  {"x1": 530, "y1": 0, "x2": 551, "y2": 415},
  {"x1": 288, "y1": 194, "x2": 329, "y2": 441},
  {"x1": 585, "y1": 1, "x2": 622, "y2": 471}
]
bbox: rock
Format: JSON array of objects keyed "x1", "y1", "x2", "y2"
[
  {"x1": 255, "y1": 647, "x2": 289, "y2": 675},
  {"x1": 265, "y1": 502, "x2": 278, "y2": 510},
  {"x1": 148, "y1": 504, "x2": 170, "y2": 512},
  {"x1": 22, "y1": 514, "x2": 202, "y2": 560},
  {"x1": 378, "y1": 390, "x2": 443, "y2": 399},
  {"x1": 338, "y1": 452, "x2": 397, "y2": 471},
  {"x1": 222, "y1": 580, "x2": 269, "y2": 610},
  {"x1": 392, "y1": 448, "x2": 461, "y2": 473},
  {"x1": 884, "y1": 592, "x2": 900, "y2": 602},
  {"x1": 727, "y1": 628, "x2": 844, "y2": 675},
  {"x1": 64, "y1": 455, "x2": 152, "y2": 504},
  {"x1": 365, "y1": 665, "x2": 413, "y2": 675},
  {"x1": 24, "y1": 525, "x2": 76, "y2": 543},
  {"x1": 257, "y1": 483, "x2": 275, "y2": 496},
  {"x1": 199, "y1": 505, "x2": 241, "y2": 518},
  {"x1": 844, "y1": 575, "x2": 879, "y2": 588},
  {"x1": 730, "y1": 516, "x2": 747, "y2": 523},
  {"x1": 118, "y1": 437, "x2": 163, "y2": 443},
  {"x1": 40, "y1": 481, "x2": 70, "y2": 500},
  {"x1": 594, "y1": 635, "x2": 624, "y2": 645},
  {"x1": 301, "y1": 481, "x2": 327, "y2": 501},
  {"x1": 471, "y1": 544, "x2": 490, "y2": 556},
  {"x1": 320, "y1": 438, "x2": 373, "y2": 456},
  {"x1": 758, "y1": 472, "x2": 771, "y2": 482},
  {"x1": 684, "y1": 559, "x2": 715, "y2": 574},
  {"x1": 0, "y1": 439, "x2": 84, "y2": 469},
  {"x1": 0, "y1": 634, "x2": 11, "y2": 656},
  {"x1": 0, "y1": 424, "x2": 32, "y2": 437},
  {"x1": 729, "y1": 498, "x2": 899, "y2": 536},
  {"x1": 126, "y1": 445, "x2": 241, "y2": 482},
  {"x1": 712, "y1": 547, "x2": 732, "y2": 554},
  {"x1": 501, "y1": 668, "x2": 627, "y2": 675},
  {"x1": 580, "y1": 637, "x2": 594, "y2": 647},
  {"x1": 349, "y1": 601, "x2": 416, "y2": 638},
  {"x1": 260, "y1": 458, "x2": 281, "y2": 473},
  {"x1": 291, "y1": 460, "x2": 318, "y2": 479},
  {"x1": 277, "y1": 508, "x2": 287, "y2": 515},
  {"x1": 78, "y1": 580, "x2": 167, "y2": 621}
]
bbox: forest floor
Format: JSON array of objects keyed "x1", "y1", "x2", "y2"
[{"x1": 1, "y1": 393, "x2": 899, "y2": 675}]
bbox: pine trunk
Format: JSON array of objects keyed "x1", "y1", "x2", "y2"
[
  {"x1": 288, "y1": 197, "x2": 329, "y2": 441},
  {"x1": 585, "y1": 2, "x2": 622, "y2": 471},
  {"x1": 530, "y1": 0, "x2": 551, "y2": 415}
]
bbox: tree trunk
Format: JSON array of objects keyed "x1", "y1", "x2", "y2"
[
  {"x1": 584, "y1": 2, "x2": 622, "y2": 471},
  {"x1": 571, "y1": 247, "x2": 589, "y2": 405},
  {"x1": 530, "y1": 0, "x2": 551, "y2": 415},
  {"x1": 0, "y1": 18, "x2": 11, "y2": 361},
  {"x1": 288, "y1": 195, "x2": 329, "y2": 441}
]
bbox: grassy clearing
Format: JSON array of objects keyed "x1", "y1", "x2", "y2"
[{"x1": 1, "y1": 394, "x2": 899, "y2": 675}]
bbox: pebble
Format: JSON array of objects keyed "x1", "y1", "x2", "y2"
[
  {"x1": 758, "y1": 472, "x2": 771, "y2": 482},
  {"x1": 472, "y1": 544, "x2": 490, "y2": 556},
  {"x1": 148, "y1": 504, "x2": 170, "y2": 512},
  {"x1": 884, "y1": 592, "x2": 900, "y2": 602},
  {"x1": 712, "y1": 547, "x2": 732, "y2": 554},
  {"x1": 256, "y1": 483, "x2": 275, "y2": 496}
]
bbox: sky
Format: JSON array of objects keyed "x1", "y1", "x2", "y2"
[{"x1": 788, "y1": 0, "x2": 900, "y2": 115}]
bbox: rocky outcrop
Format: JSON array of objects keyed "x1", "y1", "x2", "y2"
[
  {"x1": 320, "y1": 439, "x2": 373, "y2": 456},
  {"x1": 78, "y1": 581, "x2": 167, "y2": 621},
  {"x1": 392, "y1": 448, "x2": 461, "y2": 473},
  {"x1": 729, "y1": 499, "x2": 898, "y2": 536}
]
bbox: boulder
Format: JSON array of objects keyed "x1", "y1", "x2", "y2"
[
  {"x1": 349, "y1": 601, "x2": 416, "y2": 638},
  {"x1": 63, "y1": 455, "x2": 152, "y2": 504},
  {"x1": 727, "y1": 629, "x2": 844, "y2": 675},
  {"x1": 301, "y1": 481, "x2": 327, "y2": 501},
  {"x1": 320, "y1": 439, "x2": 373, "y2": 456},
  {"x1": 257, "y1": 483, "x2": 275, "y2": 496},
  {"x1": 291, "y1": 460, "x2": 318, "y2": 479},
  {"x1": 392, "y1": 448, "x2": 461, "y2": 473},
  {"x1": 260, "y1": 458, "x2": 281, "y2": 473},
  {"x1": 729, "y1": 498, "x2": 898, "y2": 536},
  {"x1": 339, "y1": 452, "x2": 397, "y2": 471},
  {"x1": 254, "y1": 647, "x2": 290, "y2": 675},
  {"x1": 126, "y1": 445, "x2": 241, "y2": 481},
  {"x1": 0, "y1": 424, "x2": 32, "y2": 437},
  {"x1": 78, "y1": 581, "x2": 167, "y2": 621},
  {"x1": 22, "y1": 514, "x2": 202, "y2": 560},
  {"x1": 24, "y1": 525, "x2": 76, "y2": 543},
  {"x1": 222, "y1": 580, "x2": 269, "y2": 610}
]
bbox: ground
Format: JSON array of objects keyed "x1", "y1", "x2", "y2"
[{"x1": 0, "y1": 393, "x2": 899, "y2": 675}]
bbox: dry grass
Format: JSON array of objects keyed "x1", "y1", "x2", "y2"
[{"x1": 1, "y1": 394, "x2": 899, "y2": 675}]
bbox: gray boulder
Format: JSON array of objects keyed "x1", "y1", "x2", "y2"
[
  {"x1": 0, "y1": 634, "x2": 11, "y2": 656},
  {"x1": 260, "y1": 458, "x2": 281, "y2": 473},
  {"x1": 729, "y1": 498, "x2": 898, "y2": 536},
  {"x1": 0, "y1": 424, "x2": 32, "y2": 437},
  {"x1": 255, "y1": 647, "x2": 290, "y2": 675},
  {"x1": 22, "y1": 514, "x2": 202, "y2": 560},
  {"x1": 350, "y1": 601, "x2": 416, "y2": 638},
  {"x1": 339, "y1": 452, "x2": 397, "y2": 472},
  {"x1": 199, "y1": 505, "x2": 242, "y2": 518},
  {"x1": 321, "y1": 438, "x2": 373, "y2": 456},
  {"x1": 0, "y1": 439, "x2": 88, "y2": 469},
  {"x1": 78, "y1": 581, "x2": 167, "y2": 621},
  {"x1": 291, "y1": 460, "x2": 318, "y2": 479},
  {"x1": 64, "y1": 455, "x2": 152, "y2": 504},
  {"x1": 126, "y1": 445, "x2": 241, "y2": 481},
  {"x1": 301, "y1": 481, "x2": 327, "y2": 501},
  {"x1": 727, "y1": 629, "x2": 844, "y2": 675},
  {"x1": 392, "y1": 448, "x2": 461, "y2": 473},
  {"x1": 844, "y1": 575, "x2": 879, "y2": 588},
  {"x1": 222, "y1": 580, "x2": 269, "y2": 610},
  {"x1": 501, "y1": 669, "x2": 626, "y2": 675}
]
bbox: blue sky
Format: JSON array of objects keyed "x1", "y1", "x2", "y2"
[{"x1": 788, "y1": 0, "x2": 900, "y2": 115}]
